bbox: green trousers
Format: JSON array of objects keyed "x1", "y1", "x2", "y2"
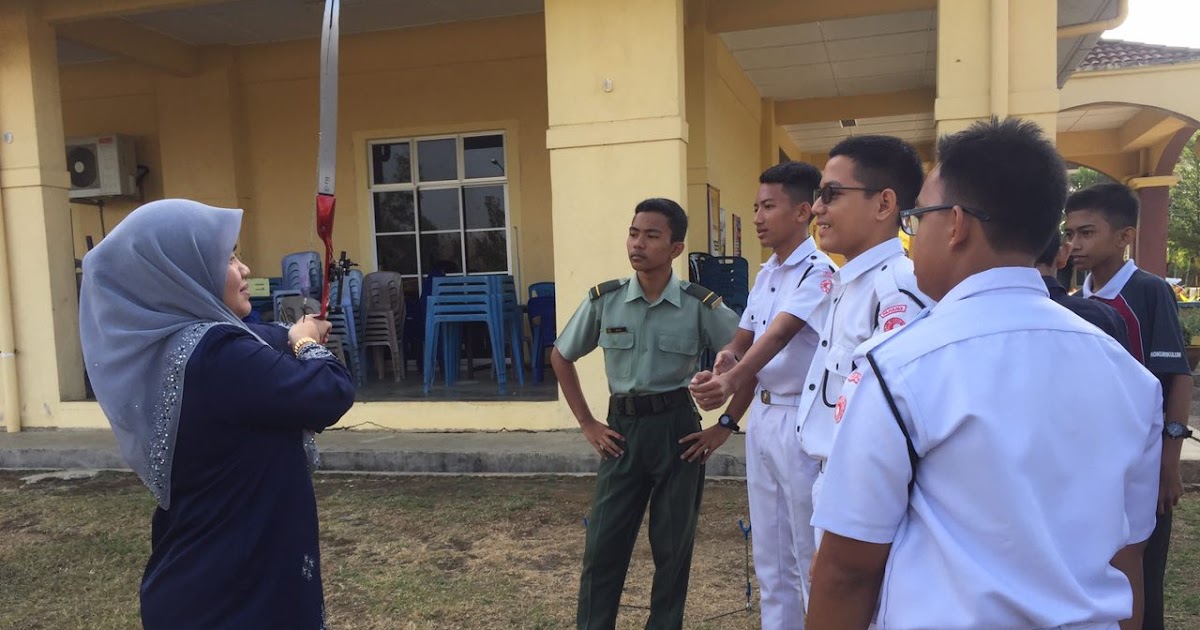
[{"x1": 576, "y1": 403, "x2": 705, "y2": 630}]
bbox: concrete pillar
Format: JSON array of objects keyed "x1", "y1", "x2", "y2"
[
  {"x1": 545, "y1": 0, "x2": 689, "y2": 410},
  {"x1": 935, "y1": 0, "x2": 1059, "y2": 139},
  {"x1": 0, "y1": 1, "x2": 87, "y2": 427},
  {"x1": 1129, "y1": 177, "x2": 1175, "y2": 278}
]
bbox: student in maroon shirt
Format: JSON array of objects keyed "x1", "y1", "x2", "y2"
[{"x1": 1064, "y1": 183, "x2": 1194, "y2": 630}]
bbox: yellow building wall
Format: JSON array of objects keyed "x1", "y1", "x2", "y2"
[
  {"x1": 60, "y1": 61, "x2": 160, "y2": 261},
  {"x1": 685, "y1": 31, "x2": 769, "y2": 276},
  {"x1": 59, "y1": 14, "x2": 554, "y2": 290},
  {"x1": 47, "y1": 15, "x2": 566, "y2": 430}
]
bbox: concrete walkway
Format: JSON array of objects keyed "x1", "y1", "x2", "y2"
[{"x1": 3, "y1": 426, "x2": 1200, "y2": 483}]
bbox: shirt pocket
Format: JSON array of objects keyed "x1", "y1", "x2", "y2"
[
  {"x1": 655, "y1": 333, "x2": 699, "y2": 383},
  {"x1": 823, "y1": 341, "x2": 857, "y2": 377},
  {"x1": 598, "y1": 331, "x2": 636, "y2": 379}
]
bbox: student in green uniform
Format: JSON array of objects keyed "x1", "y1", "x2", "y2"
[{"x1": 551, "y1": 197, "x2": 741, "y2": 630}]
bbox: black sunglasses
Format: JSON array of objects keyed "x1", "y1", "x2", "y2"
[
  {"x1": 899, "y1": 204, "x2": 991, "y2": 236},
  {"x1": 813, "y1": 184, "x2": 881, "y2": 205}
]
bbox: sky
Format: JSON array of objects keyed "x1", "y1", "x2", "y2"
[{"x1": 1106, "y1": 0, "x2": 1200, "y2": 48}]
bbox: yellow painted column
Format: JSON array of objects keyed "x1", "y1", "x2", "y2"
[
  {"x1": 0, "y1": 1, "x2": 87, "y2": 429},
  {"x1": 545, "y1": 0, "x2": 689, "y2": 417},
  {"x1": 935, "y1": 0, "x2": 1059, "y2": 139},
  {"x1": 684, "y1": 0, "x2": 713, "y2": 257}
]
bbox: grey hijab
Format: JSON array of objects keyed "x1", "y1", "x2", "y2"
[{"x1": 79, "y1": 199, "x2": 262, "y2": 509}]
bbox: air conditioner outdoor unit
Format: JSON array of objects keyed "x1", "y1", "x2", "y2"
[{"x1": 65, "y1": 134, "x2": 137, "y2": 199}]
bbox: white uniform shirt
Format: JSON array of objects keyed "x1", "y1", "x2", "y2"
[
  {"x1": 812, "y1": 267, "x2": 1162, "y2": 630},
  {"x1": 738, "y1": 236, "x2": 836, "y2": 395},
  {"x1": 795, "y1": 238, "x2": 927, "y2": 460}
]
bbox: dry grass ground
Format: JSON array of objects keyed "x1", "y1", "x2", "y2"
[{"x1": 0, "y1": 471, "x2": 1197, "y2": 629}]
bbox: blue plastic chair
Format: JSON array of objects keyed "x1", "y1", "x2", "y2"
[
  {"x1": 527, "y1": 295, "x2": 556, "y2": 383},
  {"x1": 281, "y1": 251, "x2": 322, "y2": 300},
  {"x1": 699, "y1": 256, "x2": 749, "y2": 315},
  {"x1": 528, "y1": 282, "x2": 555, "y2": 300},
  {"x1": 424, "y1": 275, "x2": 525, "y2": 392}
]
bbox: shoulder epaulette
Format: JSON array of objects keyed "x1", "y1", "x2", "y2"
[
  {"x1": 589, "y1": 279, "x2": 625, "y2": 301},
  {"x1": 682, "y1": 282, "x2": 723, "y2": 309}
]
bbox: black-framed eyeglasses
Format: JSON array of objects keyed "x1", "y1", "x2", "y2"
[
  {"x1": 899, "y1": 204, "x2": 991, "y2": 236},
  {"x1": 814, "y1": 184, "x2": 881, "y2": 205}
]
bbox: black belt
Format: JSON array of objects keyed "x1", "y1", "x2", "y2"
[{"x1": 609, "y1": 388, "x2": 691, "y2": 416}]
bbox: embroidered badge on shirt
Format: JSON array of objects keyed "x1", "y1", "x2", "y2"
[
  {"x1": 820, "y1": 279, "x2": 833, "y2": 294},
  {"x1": 834, "y1": 395, "x2": 847, "y2": 422},
  {"x1": 883, "y1": 317, "x2": 906, "y2": 331},
  {"x1": 846, "y1": 371, "x2": 862, "y2": 384},
  {"x1": 879, "y1": 304, "x2": 908, "y2": 319}
]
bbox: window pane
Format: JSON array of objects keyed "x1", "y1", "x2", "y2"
[
  {"x1": 417, "y1": 138, "x2": 457, "y2": 182},
  {"x1": 371, "y1": 142, "x2": 411, "y2": 184},
  {"x1": 373, "y1": 191, "x2": 415, "y2": 233},
  {"x1": 463, "y1": 185, "x2": 506, "y2": 230},
  {"x1": 376, "y1": 234, "x2": 418, "y2": 275},
  {"x1": 465, "y1": 230, "x2": 508, "y2": 274},
  {"x1": 464, "y1": 134, "x2": 505, "y2": 179},
  {"x1": 421, "y1": 232, "x2": 463, "y2": 275},
  {"x1": 416, "y1": 188, "x2": 461, "y2": 232}
]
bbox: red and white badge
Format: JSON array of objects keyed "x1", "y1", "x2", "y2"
[
  {"x1": 834, "y1": 395, "x2": 847, "y2": 422},
  {"x1": 846, "y1": 371, "x2": 862, "y2": 384},
  {"x1": 879, "y1": 304, "x2": 908, "y2": 331}
]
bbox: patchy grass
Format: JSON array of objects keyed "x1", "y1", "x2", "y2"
[{"x1": 0, "y1": 471, "x2": 1196, "y2": 630}]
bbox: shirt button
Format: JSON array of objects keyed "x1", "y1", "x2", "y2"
[
  {"x1": 770, "y1": 287, "x2": 776, "y2": 292},
  {"x1": 810, "y1": 255, "x2": 817, "y2": 260},
  {"x1": 821, "y1": 340, "x2": 828, "y2": 347},
  {"x1": 882, "y1": 265, "x2": 888, "y2": 270},
  {"x1": 808, "y1": 384, "x2": 816, "y2": 391}
]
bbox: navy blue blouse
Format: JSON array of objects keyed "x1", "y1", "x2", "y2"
[{"x1": 140, "y1": 323, "x2": 355, "y2": 629}]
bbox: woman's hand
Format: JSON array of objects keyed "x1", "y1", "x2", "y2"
[{"x1": 287, "y1": 315, "x2": 332, "y2": 346}]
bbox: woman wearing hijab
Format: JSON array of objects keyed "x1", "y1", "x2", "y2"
[{"x1": 78, "y1": 199, "x2": 356, "y2": 629}]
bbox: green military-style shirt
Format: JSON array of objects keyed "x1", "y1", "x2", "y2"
[{"x1": 555, "y1": 272, "x2": 740, "y2": 395}]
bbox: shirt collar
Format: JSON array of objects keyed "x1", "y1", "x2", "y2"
[
  {"x1": 624, "y1": 270, "x2": 682, "y2": 307},
  {"x1": 1042, "y1": 275, "x2": 1068, "y2": 298},
  {"x1": 762, "y1": 236, "x2": 818, "y2": 270},
  {"x1": 835, "y1": 237, "x2": 906, "y2": 284},
  {"x1": 936, "y1": 267, "x2": 1049, "y2": 309},
  {"x1": 1081, "y1": 259, "x2": 1137, "y2": 300}
]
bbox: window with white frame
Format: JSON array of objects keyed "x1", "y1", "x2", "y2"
[{"x1": 368, "y1": 132, "x2": 510, "y2": 290}]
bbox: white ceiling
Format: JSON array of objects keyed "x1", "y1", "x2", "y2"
[
  {"x1": 720, "y1": 10, "x2": 937, "y2": 100},
  {"x1": 785, "y1": 112, "x2": 936, "y2": 153},
  {"x1": 1057, "y1": 104, "x2": 1141, "y2": 132}
]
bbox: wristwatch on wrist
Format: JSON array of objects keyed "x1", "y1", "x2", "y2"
[
  {"x1": 717, "y1": 414, "x2": 741, "y2": 433},
  {"x1": 1164, "y1": 420, "x2": 1193, "y2": 440}
]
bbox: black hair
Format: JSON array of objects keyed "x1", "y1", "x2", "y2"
[
  {"x1": 633, "y1": 197, "x2": 688, "y2": 243},
  {"x1": 759, "y1": 161, "x2": 822, "y2": 208},
  {"x1": 1064, "y1": 183, "x2": 1139, "y2": 230},
  {"x1": 829, "y1": 135, "x2": 925, "y2": 221},
  {"x1": 1035, "y1": 229, "x2": 1062, "y2": 267},
  {"x1": 935, "y1": 117, "x2": 1067, "y2": 255}
]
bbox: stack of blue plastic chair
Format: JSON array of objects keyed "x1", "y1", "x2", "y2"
[
  {"x1": 526, "y1": 282, "x2": 555, "y2": 383},
  {"x1": 280, "y1": 251, "x2": 322, "y2": 300},
  {"x1": 424, "y1": 276, "x2": 524, "y2": 393},
  {"x1": 699, "y1": 256, "x2": 750, "y2": 315}
]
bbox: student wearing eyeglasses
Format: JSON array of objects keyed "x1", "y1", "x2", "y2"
[
  {"x1": 793, "y1": 136, "x2": 931, "y2": 558},
  {"x1": 807, "y1": 118, "x2": 1160, "y2": 630}
]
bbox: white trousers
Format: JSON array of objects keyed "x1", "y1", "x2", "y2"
[{"x1": 746, "y1": 399, "x2": 821, "y2": 630}]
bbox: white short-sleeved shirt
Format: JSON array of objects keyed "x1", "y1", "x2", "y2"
[
  {"x1": 812, "y1": 267, "x2": 1162, "y2": 630},
  {"x1": 738, "y1": 236, "x2": 836, "y2": 395},
  {"x1": 794, "y1": 238, "x2": 928, "y2": 460}
]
